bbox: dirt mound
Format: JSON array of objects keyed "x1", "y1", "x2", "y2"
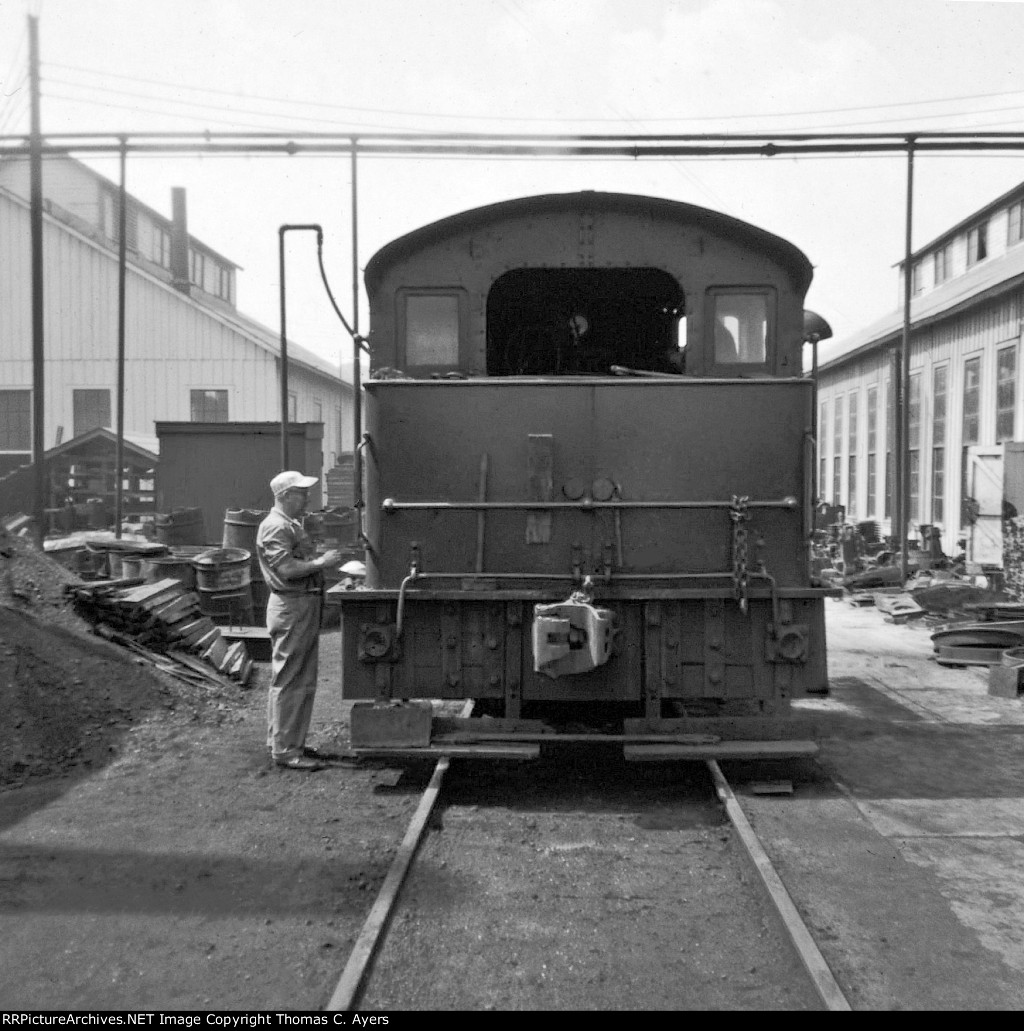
[{"x1": 0, "y1": 530, "x2": 249, "y2": 788}]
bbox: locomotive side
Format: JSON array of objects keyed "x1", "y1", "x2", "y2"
[{"x1": 332, "y1": 191, "x2": 832, "y2": 758}]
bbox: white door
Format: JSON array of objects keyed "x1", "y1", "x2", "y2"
[{"x1": 967, "y1": 444, "x2": 1004, "y2": 567}]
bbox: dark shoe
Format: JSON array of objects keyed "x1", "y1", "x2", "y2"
[
  {"x1": 275, "y1": 755, "x2": 324, "y2": 771},
  {"x1": 303, "y1": 746, "x2": 339, "y2": 761}
]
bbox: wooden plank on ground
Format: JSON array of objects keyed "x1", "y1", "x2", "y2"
[{"x1": 624, "y1": 740, "x2": 819, "y2": 761}]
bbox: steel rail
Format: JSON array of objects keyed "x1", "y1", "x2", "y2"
[
  {"x1": 706, "y1": 759, "x2": 852, "y2": 1012},
  {"x1": 324, "y1": 700, "x2": 473, "y2": 1012}
]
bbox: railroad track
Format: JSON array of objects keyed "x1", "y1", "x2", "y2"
[{"x1": 323, "y1": 748, "x2": 852, "y2": 1011}]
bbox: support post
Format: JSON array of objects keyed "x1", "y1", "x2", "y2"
[
  {"x1": 28, "y1": 15, "x2": 45, "y2": 546},
  {"x1": 899, "y1": 138, "x2": 916, "y2": 583},
  {"x1": 114, "y1": 138, "x2": 127, "y2": 538}
]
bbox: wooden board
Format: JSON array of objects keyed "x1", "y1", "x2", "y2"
[
  {"x1": 624, "y1": 740, "x2": 819, "y2": 762},
  {"x1": 352, "y1": 744, "x2": 540, "y2": 760}
]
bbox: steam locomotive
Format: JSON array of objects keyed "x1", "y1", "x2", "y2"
[{"x1": 329, "y1": 191, "x2": 833, "y2": 760}]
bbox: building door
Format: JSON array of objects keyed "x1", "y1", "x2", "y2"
[{"x1": 966, "y1": 444, "x2": 1004, "y2": 567}]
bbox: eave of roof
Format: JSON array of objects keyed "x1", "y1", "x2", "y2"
[{"x1": 364, "y1": 191, "x2": 814, "y2": 297}]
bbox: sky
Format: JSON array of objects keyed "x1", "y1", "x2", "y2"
[{"x1": 3, "y1": 0, "x2": 1024, "y2": 379}]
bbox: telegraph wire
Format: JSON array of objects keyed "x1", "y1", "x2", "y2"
[
  {"x1": 41, "y1": 90, "x2": 428, "y2": 135},
  {"x1": 44, "y1": 57, "x2": 1024, "y2": 127},
  {"x1": 42, "y1": 76, "x2": 434, "y2": 133}
]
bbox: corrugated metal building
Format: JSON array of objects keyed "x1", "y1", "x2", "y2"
[
  {"x1": 0, "y1": 154, "x2": 353, "y2": 497},
  {"x1": 816, "y1": 179, "x2": 1024, "y2": 561}
]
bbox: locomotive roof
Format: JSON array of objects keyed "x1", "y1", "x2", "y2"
[{"x1": 364, "y1": 191, "x2": 813, "y2": 294}]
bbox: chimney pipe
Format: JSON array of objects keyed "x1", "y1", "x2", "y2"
[{"x1": 170, "y1": 187, "x2": 190, "y2": 295}]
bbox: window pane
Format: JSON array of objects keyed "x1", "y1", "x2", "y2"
[
  {"x1": 73, "y1": 389, "x2": 111, "y2": 438},
  {"x1": 962, "y1": 356, "x2": 980, "y2": 445},
  {"x1": 932, "y1": 366, "x2": 947, "y2": 447},
  {"x1": 908, "y1": 373, "x2": 921, "y2": 450},
  {"x1": 711, "y1": 293, "x2": 768, "y2": 364},
  {"x1": 190, "y1": 389, "x2": 228, "y2": 422},
  {"x1": 997, "y1": 346, "x2": 1016, "y2": 443},
  {"x1": 406, "y1": 295, "x2": 459, "y2": 366},
  {"x1": 0, "y1": 390, "x2": 31, "y2": 450},
  {"x1": 932, "y1": 447, "x2": 944, "y2": 524}
]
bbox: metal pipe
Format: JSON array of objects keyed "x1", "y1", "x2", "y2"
[
  {"x1": 9, "y1": 136, "x2": 1024, "y2": 161},
  {"x1": 28, "y1": 15, "x2": 44, "y2": 547},
  {"x1": 899, "y1": 138, "x2": 916, "y2": 583},
  {"x1": 351, "y1": 138, "x2": 364, "y2": 549},
  {"x1": 114, "y1": 138, "x2": 127, "y2": 539},
  {"x1": 278, "y1": 227, "x2": 289, "y2": 470},
  {"x1": 277, "y1": 223, "x2": 323, "y2": 470},
  {"x1": 381, "y1": 497, "x2": 800, "y2": 513}
]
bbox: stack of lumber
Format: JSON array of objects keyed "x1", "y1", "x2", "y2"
[{"x1": 69, "y1": 577, "x2": 254, "y2": 687}]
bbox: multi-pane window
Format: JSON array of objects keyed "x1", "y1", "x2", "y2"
[
  {"x1": 934, "y1": 244, "x2": 952, "y2": 286},
  {"x1": 190, "y1": 249, "x2": 206, "y2": 290},
  {"x1": 847, "y1": 391, "x2": 858, "y2": 519},
  {"x1": 1009, "y1": 201, "x2": 1024, "y2": 246},
  {"x1": 932, "y1": 365, "x2": 947, "y2": 525},
  {"x1": 819, "y1": 399, "x2": 829, "y2": 504},
  {"x1": 288, "y1": 392, "x2": 298, "y2": 422},
  {"x1": 0, "y1": 390, "x2": 31, "y2": 451},
  {"x1": 866, "y1": 386, "x2": 878, "y2": 517},
  {"x1": 968, "y1": 222, "x2": 988, "y2": 265},
  {"x1": 997, "y1": 345, "x2": 1016, "y2": 443},
  {"x1": 73, "y1": 389, "x2": 111, "y2": 438},
  {"x1": 833, "y1": 394, "x2": 843, "y2": 506},
  {"x1": 961, "y1": 355, "x2": 981, "y2": 518},
  {"x1": 908, "y1": 373, "x2": 921, "y2": 524},
  {"x1": 217, "y1": 266, "x2": 233, "y2": 304},
  {"x1": 911, "y1": 261, "x2": 924, "y2": 295},
  {"x1": 885, "y1": 376, "x2": 894, "y2": 519},
  {"x1": 190, "y1": 389, "x2": 228, "y2": 423},
  {"x1": 155, "y1": 227, "x2": 171, "y2": 268}
]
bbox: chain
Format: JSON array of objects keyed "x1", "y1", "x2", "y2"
[{"x1": 730, "y1": 495, "x2": 750, "y2": 615}]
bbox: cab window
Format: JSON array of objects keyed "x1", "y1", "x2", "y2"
[
  {"x1": 403, "y1": 292, "x2": 460, "y2": 367},
  {"x1": 707, "y1": 290, "x2": 773, "y2": 368}
]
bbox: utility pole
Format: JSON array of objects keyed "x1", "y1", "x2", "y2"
[
  {"x1": 28, "y1": 15, "x2": 45, "y2": 548},
  {"x1": 114, "y1": 139, "x2": 128, "y2": 538}
]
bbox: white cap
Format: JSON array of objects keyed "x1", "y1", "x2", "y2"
[
  {"x1": 340, "y1": 560, "x2": 366, "y2": 577},
  {"x1": 270, "y1": 470, "x2": 319, "y2": 497}
]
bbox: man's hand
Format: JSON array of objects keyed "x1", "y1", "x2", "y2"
[{"x1": 318, "y1": 549, "x2": 344, "y2": 569}]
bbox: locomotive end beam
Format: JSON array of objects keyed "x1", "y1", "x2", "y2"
[{"x1": 380, "y1": 496, "x2": 800, "y2": 513}]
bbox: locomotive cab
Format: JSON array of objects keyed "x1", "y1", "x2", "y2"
[{"x1": 332, "y1": 191, "x2": 835, "y2": 761}]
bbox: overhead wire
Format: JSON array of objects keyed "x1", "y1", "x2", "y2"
[{"x1": 43, "y1": 57, "x2": 1024, "y2": 128}]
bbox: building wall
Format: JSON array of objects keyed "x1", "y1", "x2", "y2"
[
  {"x1": 0, "y1": 182, "x2": 353, "y2": 489},
  {"x1": 817, "y1": 288, "x2": 1023, "y2": 557}
]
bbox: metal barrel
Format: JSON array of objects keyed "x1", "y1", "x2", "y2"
[{"x1": 154, "y1": 507, "x2": 205, "y2": 546}]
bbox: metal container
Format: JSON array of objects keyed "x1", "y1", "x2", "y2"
[
  {"x1": 155, "y1": 507, "x2": 205, "y2": 547},
  {"x1": 192, "y1": 547, "x2": 252, "y2": 592},
  {"x1": 222, "y1": 509, "x2": 266, "y2": 583},
  {"x1": 143, "y1": 555, "x2": 197, "y2": 591}
]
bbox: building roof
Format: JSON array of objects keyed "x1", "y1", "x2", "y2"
[
  {"x1": 46, "y1": 426, "x2": 159, "y2": 464},
  {"x1": 818, "y1": 242, "x2": 1024, "y2": 372}
]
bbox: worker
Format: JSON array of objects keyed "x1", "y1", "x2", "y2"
[{"x1": 256, "y1": 470, "x2": 343, "y2": 771}]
